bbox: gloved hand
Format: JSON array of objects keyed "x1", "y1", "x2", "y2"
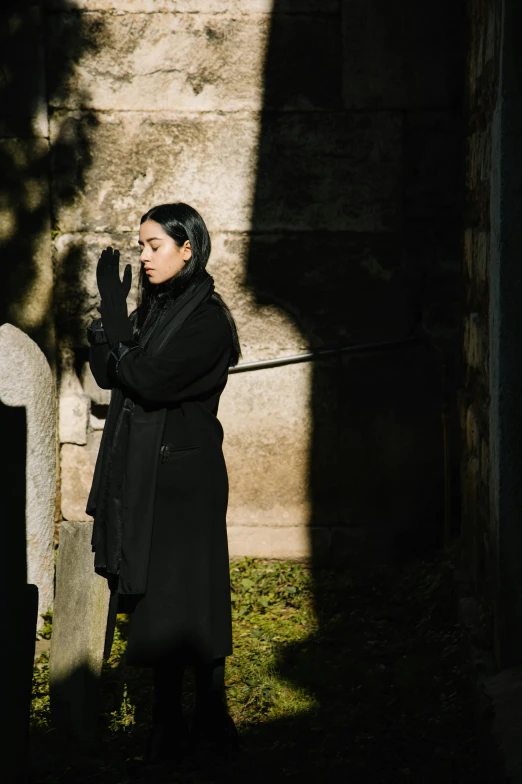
[{"x1": 96, "y1": 247, "x2": 133, "y2": 346}]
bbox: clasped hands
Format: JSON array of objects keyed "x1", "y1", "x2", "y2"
[{"x1": 96, "y1": 247, "x2": 134, "y2": 346}]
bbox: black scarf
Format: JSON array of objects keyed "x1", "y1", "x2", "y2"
[{"x1": 87, "y1": 270, "x2": 215, "y2": 594}]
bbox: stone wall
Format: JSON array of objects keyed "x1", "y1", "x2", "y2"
[
  {"x1": 461, "y1": 0, "x2": 501, "y2": 603},
  {"x1": 11, "y1": 1, "x2": 465, "y2": 563}
]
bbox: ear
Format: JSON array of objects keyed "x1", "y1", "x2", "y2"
[{"x1": 183, "y1": 241, "x2": 192, "y2": 261}]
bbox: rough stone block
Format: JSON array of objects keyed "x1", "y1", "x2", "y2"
[
  {"x1": 90, "y1": 412, "x2": 106, "y2": 431},
  {"x1": 61, "y1": 432, "x2": 102, "y2": 522},
  {"x1": 50, "y1": 110, "x2": 402, "y2": 234},
  {"x1": 404, "y1": 112, "x2": 463, "y2": 219},
  {"x1": 0, "y1": 325, "x2": 56, "y2": 627},
  {"x1": 59, "y1": 348, "x2": 90, "y2": 445},
  {"x1": 81, "y1": 362, "x2": 111, "y2": 406},
  {"x1": 221, "y1": 362, "x2": 312, "y2": 528},
  {"x1": 0, "y1": 6, "x2": 48, "y2": 137},
  {"x1": 59, "y1": 394, "x2": 90, "y2": 446},
  {"x1": 464, "y1": 312, "x2": 488, "y2": 371},
  {"x1": 466, "y1": 406, "x2": 480, "y2": 455},
  {"x1": 467, "y1": 0, "x2": 501, "y2": 106},
  {"x1": 327, "y1": 345, "x2": 442, "y2": 533},
  {"x1": 48, "y1": 12, "x2": 340, "y2": 112},
  {"x1": 343, "y1": 0, "x2": 464, "y2": 109},
  {"x1": 46, "y1": 1, "x2": 339, "y2": 13},
  {"x1": 49, "y1": 521, "x2": 110, "y2": 742},
  {"x1": 227, "y1": 525, "x2": 311, "y2": 561},
  {"x1": 481, "y1": 439, "x2": 489, "y2": 485},
  {"x1": 464, "y1": 228, "x2": 489, "y2": 285},
  {"x1": 401, "y1": 220, "x2": 462, "y2": 342},
  {"x1": 467, "y1": 131, "x2": 492, "y2": 218}
]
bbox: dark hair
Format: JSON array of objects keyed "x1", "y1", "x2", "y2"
[{"x1": 136, "y1": 202, "x2": 241, "y2": 366}]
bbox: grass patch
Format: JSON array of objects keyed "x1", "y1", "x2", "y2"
[{"x1": 30, "y1": 552, "x2": 482, "y2": 783}]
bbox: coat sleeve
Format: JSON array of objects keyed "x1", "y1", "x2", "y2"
[
  {"x1": 107, "y1": 306, "x2": 231, "y2": 404},
  {"x1": 87, "y1": 317, "x2": 112, "y2": 390}
]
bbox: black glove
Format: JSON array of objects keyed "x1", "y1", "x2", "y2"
[{"x1": 96, "y1": 247, "x2": 133, "y2": 346}]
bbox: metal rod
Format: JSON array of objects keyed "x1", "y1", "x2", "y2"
[{"x1": 228, "y1": 336, "x2": 425, "y2": 374}]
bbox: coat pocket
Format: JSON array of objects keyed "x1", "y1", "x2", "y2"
[{"x1": 159, "y1": 443, "x2": 201, "y2": 463}]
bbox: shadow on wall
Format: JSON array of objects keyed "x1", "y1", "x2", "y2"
[
  {"x1": 245, "y1": 0, "x2": 465, "y2": 566},
  {"x1": 0, "y1": 0, "x2": 101, "y2": 363},
  {"x1": 239, "y1": 0, "x2": 466, "y2": 772}
]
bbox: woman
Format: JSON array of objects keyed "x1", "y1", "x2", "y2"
[{"x1": 86, "y1": 202, "x2": 241, "y2": 763}]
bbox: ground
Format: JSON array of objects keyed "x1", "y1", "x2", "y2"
[{"x1": 30, "y1": 551, "x2": 484, "y2": 783}]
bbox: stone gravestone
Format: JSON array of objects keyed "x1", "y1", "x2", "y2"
[
  {"x1": 50, "y1": 345, "x2": 110, "y2": 744},
  {"x1": 0, "y1": 324, "x2": 56, "y2": 624},
  {"x1": 49, "y1": 521, "x2": 110, "y2": 743},
  {"x1": 0, "y1": 324, "x2": 56, "y2": 783}
]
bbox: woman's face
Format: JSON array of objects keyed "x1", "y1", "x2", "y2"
[{"x1": 138, "y1": 219, "x2": 192, "y2": 285}]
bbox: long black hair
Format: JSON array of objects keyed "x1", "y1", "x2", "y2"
[{"x1": 136, "y1": 202, "x2": 241, "y2": 366}]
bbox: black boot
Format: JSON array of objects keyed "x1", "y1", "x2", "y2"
[
  {"x1": 190, "y1": 690, "x2": 240, "y2": 755},
  {"x1": 190, "y1": 656, "x2": 241, "y2": 757},
  {"x1": 144, "y1": 655, "x2": 188, "y2": 765},
  {"x1": 144, "y1": 707, "x2": 190, "y2": 765}
]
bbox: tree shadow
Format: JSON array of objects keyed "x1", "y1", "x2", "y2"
[
  {"x1": 0, "y1": 0, "x2": 101, "y2": 364},
  {"x1": 0, "y1": 0, "x2": 103, "y2": 776}
]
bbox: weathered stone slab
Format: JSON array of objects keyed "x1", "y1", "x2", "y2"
[
  {"x1": 0, "y1": 325, "x2": 56, "y2": 627},
  {"x1": 49, "y1": 521, "x2": 110, "y2": 742},
  {"x1": 343, "y1": 0, "x2": 464, "y2": 109},
  {"x1": 48, "y1": 12, "x2": 340, "y2": 112},
  {"x1": 221, "y1": 362, "x2": 312, "y2": 528},
  {"x1": 0, "y1": 6, "x2": 48, "y2": 138},
  {"x1": 50, "y1": 110, "x2": 402, "y2": 234},
  {"x1": 59, "y1": 347, "x2": 90, "y2": 445},
  {"x1": 81, "y1": 362, "x2": 111, "y2": 406},
  {"x1": 61, "y1": 431, "x2": 102, "y2": 522},
  {"x1": 464, "y1": 312, "x2": 489, "y2": 372},
  {"x1": 46, "y1": 1, "x2": 339, "y2": 14},
  {"x1": 227, "y1": 525, "x2": 330, "y2": 563},
  {"x1": 90, "y1": 412, "x2": 106, "y2": 431},
  {"x1": 467, "y1": 0, "x2": 501, "y2": 108}
]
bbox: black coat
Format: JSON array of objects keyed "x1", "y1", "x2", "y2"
[{"x1": 87, "y1": 285, "x2": 234, "y2": 665}]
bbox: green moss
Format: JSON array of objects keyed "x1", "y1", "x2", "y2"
[{"x1": 38, "y1": 608, "x2": 53, "y2": 640}]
